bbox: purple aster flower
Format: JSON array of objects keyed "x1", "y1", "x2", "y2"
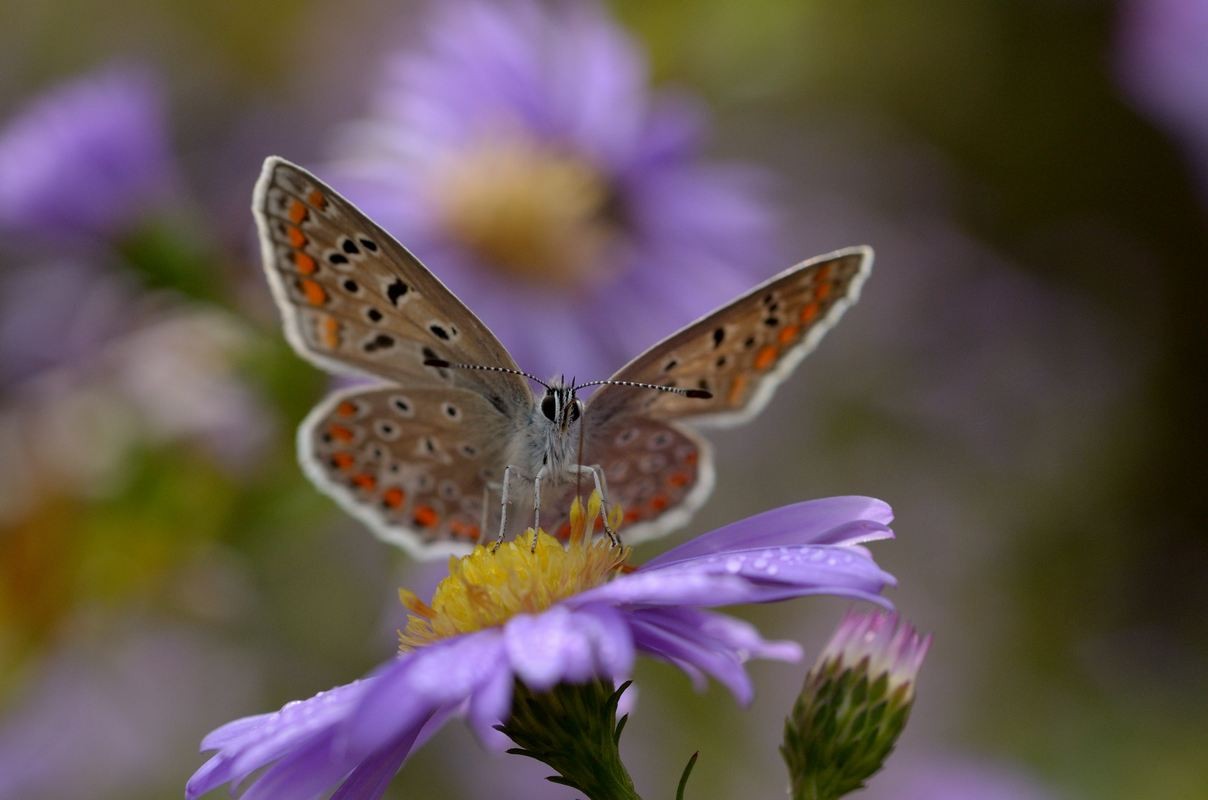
[
  {"x1": 0, "y1": 65, "x2": 174, "y2": 240},
  {"x1": 325, "y1": 0, "x2": 779, "y2": 378},
  {"x1": 188, "y1": 494, "x2": 894, "y2": 799},
  {"x1": 1117, "y1": 0, "x2": 1208, "y2": 194}
]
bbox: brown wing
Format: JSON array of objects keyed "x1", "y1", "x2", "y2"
[
  {"x1": 587, "y1": 247, "x2": 872, "y2": 429},
  {"x1": 253, "y1": 156, "x2": 530, "y2": 416},
  {"x1": 300, "y1": 384, "x2": 515, "y2": 558},
  {"x1": 539, "y1": 418, "x2": 713, "y2": 547}
]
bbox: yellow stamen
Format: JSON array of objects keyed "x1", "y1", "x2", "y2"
[
  {"x1": 398, "y1": 492, "x2": 630, "y2": 651},
  {"x1": 431, "y1": 133, "x2": 618, "y2": 287}
]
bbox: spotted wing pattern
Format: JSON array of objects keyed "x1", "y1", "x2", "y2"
[
  {"x1": 588, "y1": 248, "x2": 872, "y2": 429},
  {"x1": 300, "y1": 385, "x2": 515, "y2": 558},
  {"x1": 539, "y1": 418, "x2": 713, "y2": 546},
  {"x1": 253, "y1": 157, "x2": 531, "y2": 415}
]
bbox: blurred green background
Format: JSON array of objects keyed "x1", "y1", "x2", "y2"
[{"x1": 1, "y1": 1, "x2": 1205, "y2": 798}]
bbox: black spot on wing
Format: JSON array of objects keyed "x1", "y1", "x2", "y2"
[{"x1": 387, "y1": 279, "x2": 409, "y2": 305}]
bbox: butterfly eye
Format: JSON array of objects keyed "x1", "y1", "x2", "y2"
[{"x1": 540, "y1": 393, "x2": 558, "y2": 421}]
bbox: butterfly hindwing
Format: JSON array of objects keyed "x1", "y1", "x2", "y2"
[
  {"x1": 535, "y1": 418, "x2": 713, "y2": 546},
  {"x1": 254, "y1": 157, "x2": 531, "y2": 416},
  {"x1": 590, "y1": 418, "x2": 713, "y2": 545},
  {"x1": 301, "y1": 384, "x2": 515, "y2": 557},
  {"x1": 588, "y1": 247, "x2": 872, "y2": 429}
]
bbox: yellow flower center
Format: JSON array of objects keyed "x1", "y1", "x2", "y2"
[
  {"x1": 431, "y1": 133, "x2": 619, "y2": 287},
  {"x1": 398, "y1": 493, "x2": 628, "y2": 651}
]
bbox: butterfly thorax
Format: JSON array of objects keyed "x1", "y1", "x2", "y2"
[{"x1": 506, "y1": 384, "x2": 584, "y2": 483}]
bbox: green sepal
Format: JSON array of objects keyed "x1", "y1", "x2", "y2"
[{"x1": 498, "y1": 680, "x2": 642, "y2": 800}]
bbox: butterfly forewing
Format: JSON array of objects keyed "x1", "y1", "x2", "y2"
[
  {"x1": 588, "y1": 247, "x2": 872, "y2": 428},
  {"x1": 301, "y1": 385, "x2": 514, "y2": 557},
  {"x1": 254, "y1": 157, "x2": 531, "y2": 414}
]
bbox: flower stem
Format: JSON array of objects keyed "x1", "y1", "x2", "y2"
[{"x1": 499, "y1": 680, "x2": 642, "y2": 800}]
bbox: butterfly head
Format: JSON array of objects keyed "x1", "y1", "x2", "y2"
[{"x1": 540, "y1": 381, "x2": 583, "y2": 432}]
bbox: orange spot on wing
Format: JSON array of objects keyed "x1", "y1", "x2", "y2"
[
  {"x1": 449, "y1": 520, "x2": 474, "y2": 539},
  {"x1": 300, "y1": 278, "x2": 327, "y2": 306},
  {"x1": 336, "y1": 401, "x2": 358, "y2": 417},
  {"x1": 683, "y1": 451, "x2": 699, "y2": 465},
  {"x1": 649, "y1": 495, "x2": 669, "y2": 512},
  {"x1": 329, "y1": 424, "x2": 355, "y2": 443},
  {"x1": 778, "y1": 324, "x2": 801, "y2": 345},
  {"x1": 352, "y1": 473, "x2": 376, "y2": 491},
  {"x1": 816, "y1": 264, "x2": 833, "y2": 282},
  {"x1": 727, "y1": 374, "x2": 748, "y2": 404},
  {"x1": 288, "y1": 199, "x2": 308, "y2": 224},
  {"x1": 307, "y1": 189, "x2": 326, "y2": 209},
  {"x1": 624, "y1": 509, "x2": 642, "y2": 523},
  {"x1": 800, "y1": 302, "x2": 820, "y2": 323},
  {"x1": 320, "y1": 316, "x2": 340, "y2": 348},
  {"x1": 815, "y1": 282, "x2": 832, "y2": 301},
  {"x1": 414, "y1": 505, "x2": 438, "y2": 528},
  {"x1": 668, "y1": 472, "x2": 691, "y2": 488},
  {"x1": 382, "y1": 487, "x2": 405, "y2": 508},
  {"x1": 754, "y1": 345, "x2": 778, "y2": 370},
  {"x1": 330, "y1": 452, "x2": 355, "y2": 471},
  {"x1": 286, "y1": 225, "x2": 306, "y2": 248},
  {"x1": 292, "y1": 251, "x2": 317, "y2": 275}
]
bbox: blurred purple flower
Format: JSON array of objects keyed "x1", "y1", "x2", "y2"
[
  {"x1": 1117, "y1": 0, "x2": 1208, "y2": 193},
  {"x1": 325, "y1": 0, "x2": 779, "y2": 378},
  {"x1": 862, "y1": 754, "x2": 1064, "y2": 800},
  {"x1": 0, "y1": 65, "x2": 174, "y2": 240},
  {"x1": 188, "y1": 496, "x2": 895, "y2": 799}
]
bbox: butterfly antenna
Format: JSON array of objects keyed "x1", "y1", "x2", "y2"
[
  {"x1": 576, "y1": 378, "x2": 713, "y2": 399},
  {"x1": 423, "y1": 358, "x2": 549, "y2": 389}
]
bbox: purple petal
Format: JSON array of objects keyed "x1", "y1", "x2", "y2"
[
  {"x1": 239, "y1": 732, "x2": 350, "y2": 800},
  {"x1": 626, "y1": 610, "x2": 756, "y2": 704},
  {"x1": 503, "y1": 605, "x2": 629, "y2": 689},
  {"x1": 198, "y1": 712, "x2": 273, "y2": 752},
  {"x1": 329, "y1": 718, "x2": 433, "y2": 800},
  {"x1": 505, "y1": 607, "x2": 584, "y2": 689},
  {"x1": 651, "y1": 607, "x2": 803, "y2": 663},
  {"x1": 644, "y1": 497, "x2": 894, "y2": 569},
  {"x1": 467, "y1": 668, "x2": 514, "y2": 748},
  {"x1": 572, "y1": 604, "x2": 637, "y2": 680},
  {"x1": 575, "y1": 544, "x2": 893, "y2": 610},
  {"x1": 545, "y1": 2, "x2": 646, "y2": 166},
  {"x1": 187, "y1": 680, "x2": 370, "y2": 799},
  {"x1": 347, "y1": 632, "x2": 505, "y2": 755}
]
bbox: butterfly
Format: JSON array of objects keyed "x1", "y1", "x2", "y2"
[{"x1": 254, "y1": 156, "x2": 872, "y2": 559}]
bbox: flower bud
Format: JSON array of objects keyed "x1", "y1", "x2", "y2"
[{"x1": 782, "y1": 610, "x2": 931, "y2": 800}]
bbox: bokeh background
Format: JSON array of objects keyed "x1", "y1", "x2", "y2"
[{"x1": 1, "y1": 1, "x2": 1205, "y2": 798}]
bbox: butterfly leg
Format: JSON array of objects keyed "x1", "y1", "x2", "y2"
[
  {"x1": 571, "y1": 464, "x2": 620, "y2": 547},
  {"x1": 530, "y1": 465, "x2": 549, "y2": 552},
  {"x1": 493, "y1": 465, "x2": 519, "y2": 552}
]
